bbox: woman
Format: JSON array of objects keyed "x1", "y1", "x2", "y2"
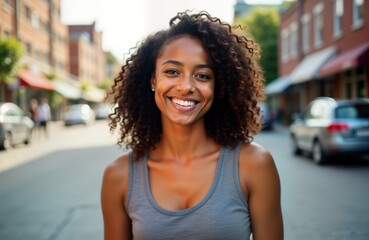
[{"x1": 101, "y1": 11, "x2": 283, "y2": 240}]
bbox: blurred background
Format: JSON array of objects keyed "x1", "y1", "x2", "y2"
[{"x1": 1, "y1": 0, "x2": 369, "y2": 239}]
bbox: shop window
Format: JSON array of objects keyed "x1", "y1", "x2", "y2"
[
  {"x1": 345, "y1": 82, "x2": 352, "y2": 98},
  {"x1": 356, "y1": 66, "x2": 364, "y2": 75},
  {"x1": 356, "y1": 80, "x2": 365, "y2": 98}
]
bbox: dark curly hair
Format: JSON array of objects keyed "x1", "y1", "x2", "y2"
[{"x1": 108, "y1": 10, "x2": 265, "y2": 159}]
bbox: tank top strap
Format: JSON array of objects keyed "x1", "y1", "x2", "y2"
[
  {"x1": 217, "y1": 142, "x2": 248, "y2": 207},
  {"x1": 125, "y1": 150, "x2": 147, "y2": 211}
]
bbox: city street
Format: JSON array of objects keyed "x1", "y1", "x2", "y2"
[{"x1": 0, "y1": 121, "x2": 369, "y2": 239}]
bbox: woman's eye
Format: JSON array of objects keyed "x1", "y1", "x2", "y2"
[
  {"x1": 194, "y1": 73, "x2": 211, "y2": 80},
  {"x1": 164, "y1": 69, "x2": 179, "y2": 76}
]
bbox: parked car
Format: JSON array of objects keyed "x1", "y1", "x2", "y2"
[
  {"x1": 290, "y1": 97, "x2": 369, "y2": 165},
  {"x1": 0, "y1": 102, "x2": 34, "y2": 150},
  {"x1": 64, "y1": 104, "x2": 95, "y2": 126},
  {"x1": 94, "y1": 103, "x2": 113, "y2": 120},
  {"x1": 258, "y1": 102, "x2": 275, "y2": 130}
]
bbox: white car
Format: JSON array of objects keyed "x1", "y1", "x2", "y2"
[
  {"x1": 94, "y1": 103, "x2": 113, "y2": 120},
  {"x1": 0, "y1": 102, "x2": 34, "y2": 150},
  {"x1": 64, "y1": 104, "x2": 95, "y2": 126}
]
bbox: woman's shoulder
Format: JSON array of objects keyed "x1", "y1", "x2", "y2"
[
  {"x1": 102, "y1": 151, "x2": 131, "y2": 191},
  {"x1": 239, "y1": 141, "x2": 274, "y2": 167},
  {"x1": 238, "y1": 142, "x2": 279, "y2": 186}
]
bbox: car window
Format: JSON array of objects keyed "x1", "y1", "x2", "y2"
[
  {"x1": 306, "y1": 100, "x2": 330, "y2": 119},
  {"x1": 4, "y1": 104, "x2": 22, "y2": 117},
  {"x1": 335, "y1": 105, "x2": 369, "y2": 119}
]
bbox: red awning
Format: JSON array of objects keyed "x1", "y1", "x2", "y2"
[
  {"x1": 18, "y1": 70, "x2": 55, "y2": 90},
  {"x1": 320, "y1": 42, "x2": 369, "y2": 77}
]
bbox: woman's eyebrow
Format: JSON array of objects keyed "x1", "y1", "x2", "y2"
[
  {"x1": 162, "y1": 60, "x2": 211, "y2": 70},
  {"x1": 162, "y1": 60, "x2": 183, "y2": 66}
]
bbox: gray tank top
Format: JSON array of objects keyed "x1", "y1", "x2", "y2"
[{"x1": 126, "y1": 143, "x2": 251, "y2": 239}]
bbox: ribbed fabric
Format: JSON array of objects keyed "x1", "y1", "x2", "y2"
[{"x1": 126, "y1": 143, "x2": 251, "y2": 240}]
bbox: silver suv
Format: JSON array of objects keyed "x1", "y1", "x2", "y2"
[{"x1": 290, "y1": 97, "x2": 369, "y2": 165}]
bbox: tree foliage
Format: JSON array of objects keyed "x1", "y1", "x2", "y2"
[
  {"x1": 0, "y1": 37, "x2": 24, "y2": 84},
  {"x1": 106, "y1": 51, "x2": 118, "y2": 65},
  {"x1": 235, "y1": 7, "x2": 280, "y2": 84}
]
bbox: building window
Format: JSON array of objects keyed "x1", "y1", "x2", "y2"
[
  {"x1": 34, "y1": 48, "x2": 40, "y2": 60},
  {"x1": 3, "y1": 0, "x2": 10, "y2": 9},
  {"x1": 32, "y1": 12, "x2": 40, "y2": 29},
  {"x1": 26, "y1": 42, "x2": 32, "y2": 55},
  {"x1": 290, "y1": 22, "x2": 298, "y2": 59},
  {"x1": 333, "y1": 0, "x2": 343, "y2": 38},
  {"x1": 313, "y1": 3, "x2": 324, "y2": 49},
  {"x1": 281, "y1": 28, "x2": 289, "y2": 62},
  {"x1": 357, "y1": 80, "x2": 365, "y2": 98},
  {"x1": 352, "y1": 0, "x2": 364, "y2": 29},
  {"x1": 24, "y1": 6, "x2": 31, "y2": 20},
  {"x1": 44, "y1": 52, "x2": 49, "y2": 63},
  {"x1": 3, "y1": 30, "x2": 10, "y2": 38},
  {"x1": 301, "y1": 13, "x2": 310, "y2": 53}
]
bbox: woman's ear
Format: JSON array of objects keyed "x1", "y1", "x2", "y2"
[{"x1": 150, "y1": 77, "x2": 156, "y2": 92}]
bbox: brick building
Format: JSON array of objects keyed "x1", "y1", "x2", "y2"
[
  {"x1": 0, "y1": 0, "x2": 69, "y2": 107},
  {"x1": 266, "y1": 0, "x2": 369, "y2": 123},
  {"x1": 68, "y1": 22, "x2": 106, "y2": 86}
]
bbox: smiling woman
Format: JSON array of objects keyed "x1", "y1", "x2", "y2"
[{"x1": 101, "y1": 10, "x2": 283, "y2": 240}]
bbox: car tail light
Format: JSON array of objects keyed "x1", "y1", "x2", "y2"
[{"x1": 327, "y1": 123, "x2": 349, "y2": 133}]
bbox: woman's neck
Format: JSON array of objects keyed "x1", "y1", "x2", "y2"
[{"x1": 151, "y1": 121, "x2": 219, "y2": 164}]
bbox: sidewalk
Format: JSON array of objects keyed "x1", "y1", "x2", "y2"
[
  {"x1": 0, "y1": 120, "x2": 116, "y2": 173},
  {"x1": 0, "y1": 121, "x2": 62, "y2": 173}
]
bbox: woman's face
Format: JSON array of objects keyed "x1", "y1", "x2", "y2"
[{"x1": 151, "y1": 35, "x2": 215, "y2": 126}]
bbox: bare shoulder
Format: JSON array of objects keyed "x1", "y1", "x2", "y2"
[
  {"x1": 238, "y1": 142, "x2": 280, "y2": 194},
  {"x1": 239, "y1": 142, "x2": 275, "y2": 168},
  {"x1": 239, "y1": 143, "x2": 284, "y2": 239},
  {"x1": 102, "y1": 151, "x2": 131, "y2": 198}
]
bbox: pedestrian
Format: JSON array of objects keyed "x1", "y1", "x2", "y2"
[
  {"x1": 28, "y1": 98, "x2": 39, "y2": 122},
  {"x1": 101, "y1": 10, "x2": 283, "y2": 240},
  {"x1": 38, "y1": 97, "x2": 51, "y2": 138}
]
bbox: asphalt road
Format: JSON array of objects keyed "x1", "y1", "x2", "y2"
[
  {"x1": 0, "y1": 121, "x2": 369, "y2": 240},
  {"x1": 255, "y1": 128, "x2": 369, "y2": 240}
]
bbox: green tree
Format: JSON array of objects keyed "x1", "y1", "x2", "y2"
[
  {"x1": 106, "y1": 51, "x2": 118, "y2": 65},
  {"x1": 0, "y1": 37, "x2": 24, "y2": 101},
  {"x1": 235, "y1": 7, "x2": 280, "y2": 85}
]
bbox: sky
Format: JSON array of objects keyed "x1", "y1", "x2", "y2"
[{"x1": 61, "y1": 0, "x2": 284, "y2": 60}]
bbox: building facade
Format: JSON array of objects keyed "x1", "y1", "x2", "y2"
[
  {"x1": 269, "y1": 0, "x2": 369, "y2": 123},
  {"x1": 0, "y1": 0, "x2": 69, "y2": 108},
  {"x1": 68, "y1": 22, "x2": 106, "y2": 86}
]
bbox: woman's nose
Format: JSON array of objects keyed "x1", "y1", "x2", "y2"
[{"x1": 176, "y1": 74, "x2": 195, "y2": 92}]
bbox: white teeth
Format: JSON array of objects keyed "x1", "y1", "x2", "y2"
[{"x1": 172, "y1": 98, "x2": 195, "y2": 107}]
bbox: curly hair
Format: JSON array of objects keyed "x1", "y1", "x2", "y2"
[{"x1": 108, "y1": 10, "x2": 265, "y2": 159}]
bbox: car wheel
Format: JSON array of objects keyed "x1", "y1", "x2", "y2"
[
  {"x1": 24, "y1": 129, "x2": 32, "y2": 145},
  {"x1": 312, "y1": 140, "x2": 328, "y2": 165},
  {"x1": 0, "y1": 132, "x2": 12, "y2": 150},
  {"x1": 291, "y1": 135, "x2": 302, "y2": 155}
]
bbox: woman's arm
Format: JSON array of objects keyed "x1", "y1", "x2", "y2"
[
  {"x1": 101, "y1": 154, "x2": 132, "y2": 240},
  {"x1": 239, "y1": 143, "x2": 283, "y2": 240}
]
